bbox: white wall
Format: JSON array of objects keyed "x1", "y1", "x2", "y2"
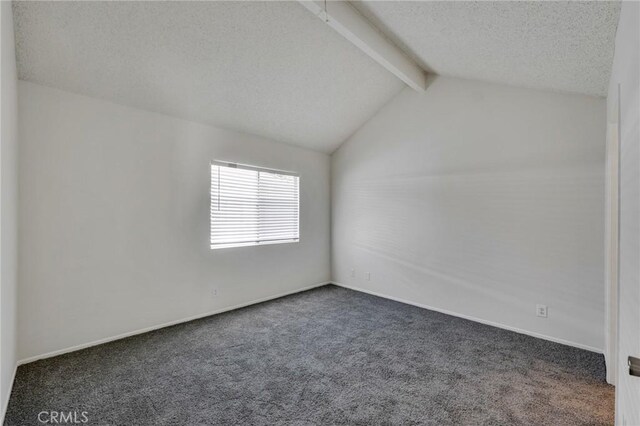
[
  {"x1": 604, "y1": 116, "x2": 619, "y2": 385},
  {"x1": 607, "y1": 2, "x2": 640, "y2": 424},
  {"x1": 332, "y1": 76, "x2": 606, "y2": 351},
  {"x1": 18, "y1": 81, "x2": 331, "y2": 361},
  {"x1": 0, "y1": 0, "x2": 19, "y2": 421}
]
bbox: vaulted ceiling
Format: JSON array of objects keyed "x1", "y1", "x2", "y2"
[
  {"x1": 13, "y1": 1, "x2": 621, "y2": 153},
  {"x1": 12, "y1": 1, "x2": 403, "y2": 153},
  {"x1": 352, "y1": 1, "x2": 621, "y2": 97}
]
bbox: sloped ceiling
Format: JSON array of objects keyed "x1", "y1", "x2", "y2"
[
  {"x1": 351, "y1": 1, "x2": 620, "y2": 97},
  {"x1": 13, "y1": 1, "x2": 621, "y2": 153},
  {"x1": 12, "y1": 1, "x2": 404, "y2": 153}
]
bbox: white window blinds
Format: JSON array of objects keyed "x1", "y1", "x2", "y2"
[{"x1": 210, "y1": 161, "x2": 300, "y2": 249}]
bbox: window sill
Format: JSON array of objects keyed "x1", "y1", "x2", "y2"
[{"x1": 210, "y1": 239, "x2": 299, "y2": 250}]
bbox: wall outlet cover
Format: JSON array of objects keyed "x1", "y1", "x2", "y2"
[{"x1": 536, "y1": 304, "x2": 548, "y2": 318}]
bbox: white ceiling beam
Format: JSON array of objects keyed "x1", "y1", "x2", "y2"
[{"x1": 297, "y1": 0, "x2": 426, "y2": 91}]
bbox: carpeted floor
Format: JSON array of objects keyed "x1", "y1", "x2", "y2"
[{"x1": 5, "y1": 285, "x2": 614, "y2": 425}]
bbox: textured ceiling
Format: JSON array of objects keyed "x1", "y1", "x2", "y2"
[
  {"x1": 12, "y1": 1, "x2": 403, "y2": 153},
  {"x1": 351, "y1": 1, "x2": 620, "y2": 97},
  {"x1": 12, "y1": 1, "x2": 621, "y2": 154}
]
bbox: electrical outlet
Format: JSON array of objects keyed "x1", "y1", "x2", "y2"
[
  {"x1": 350, "y1": 268, "x2": 355, "y2": 278},
  {"x1": 211, "y1": 288, "x2": 218, "y2": 297},
  {"x1": 536, "y1": 304, "x2": 547, "y2": 318},
  {"x1": 366, "y1": 272, "x2": 371, "y2": 281}
]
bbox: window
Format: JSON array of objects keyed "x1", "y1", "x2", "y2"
[{"x1": 210, "y1": 161, "x2": 299, "y2": 249}]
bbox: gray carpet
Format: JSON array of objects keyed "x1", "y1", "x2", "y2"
[{"x1": 5, "y1": 285, "x2": 613, "y2": 425}]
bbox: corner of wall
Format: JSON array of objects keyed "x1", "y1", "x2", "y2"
[{"x1": 1, "y1": 0, "x2": 20, "y2": 421}]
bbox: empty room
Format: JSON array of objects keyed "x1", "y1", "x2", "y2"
[{"x1": 1, "y1": 0, "x2": 639, "y2": 425}]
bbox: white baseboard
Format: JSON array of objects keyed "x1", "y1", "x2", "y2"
[
  {"x1": 1, "y1": 363, "x2": 18, "y2": 424},
  {"x1": 332, "y1": 282, "x2": 603, "y2": 354},
  {"x1": 18, "y1": 281, "x2": 331, "y2": 366}
]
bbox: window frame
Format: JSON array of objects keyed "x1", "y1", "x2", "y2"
[{"x1": 210, "y1": 160, "x2": 300, "y2": 250}]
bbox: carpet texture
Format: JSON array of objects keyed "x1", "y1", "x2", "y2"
[{"x1": 5, "y1": 285, "x2": 613, "y2": 425}]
